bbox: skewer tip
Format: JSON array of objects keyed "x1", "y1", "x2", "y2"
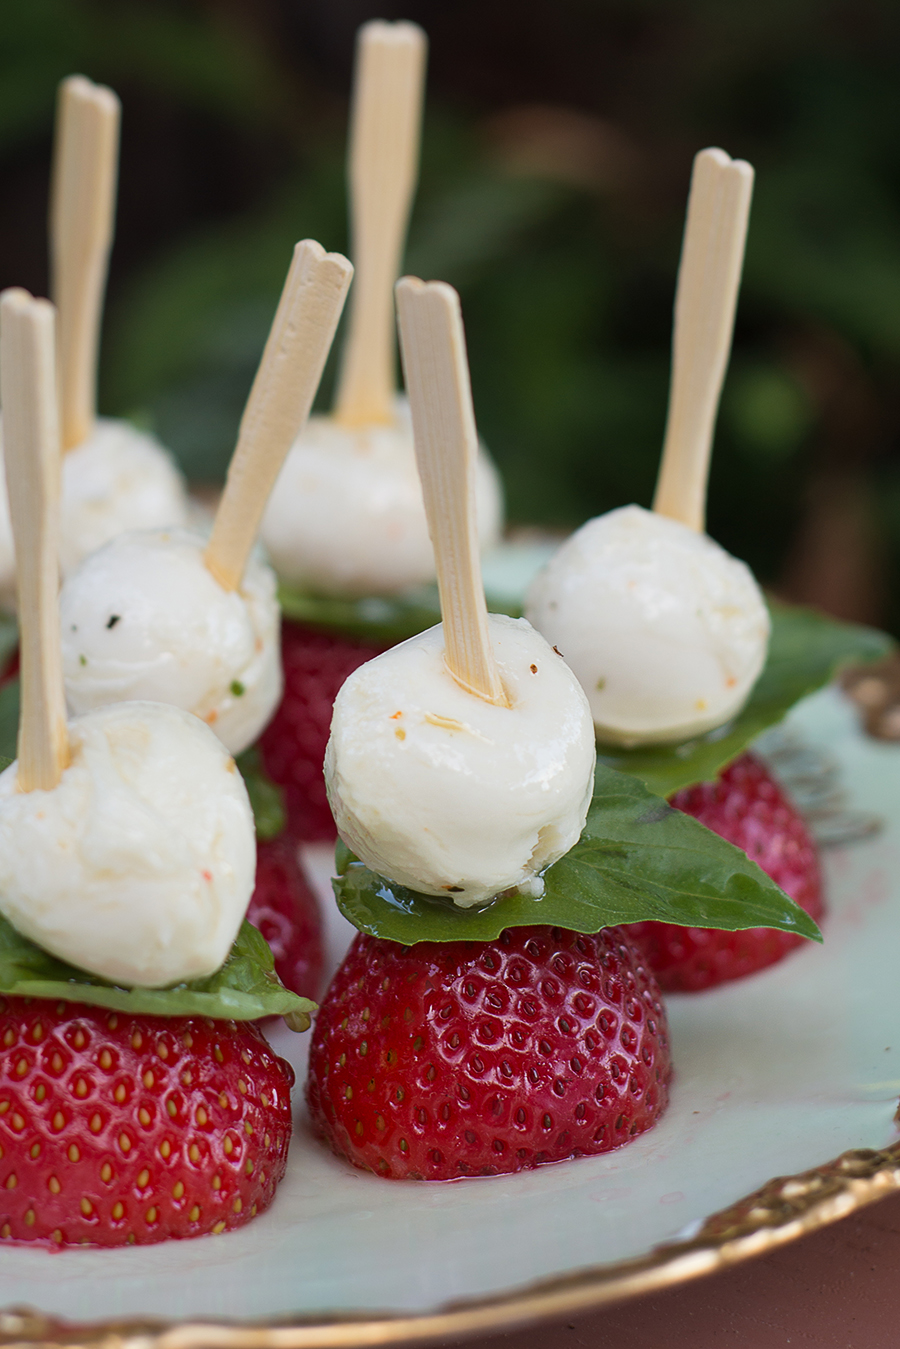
[
  {"x1": 0, "y1": 288, "x2": 54, "y2": 327},
  {"x1": 396, "y1": 275, "x2": 460, "y2": 312},
  {"x1": 359, "y1": 18, "x2": 427, "y2": 52},
  {"x1": 59, "y1": 73, "x2": 120, "y2": 117},
  {"x1": 695, "y1": 145, "x2": 755, "y2": 186}
]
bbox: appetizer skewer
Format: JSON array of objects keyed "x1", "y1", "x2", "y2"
[
  {"x1": 260, "y1": 21, "x2": 503, "y2": 597},
  {"x1": 527, "y1": 148, "x2": 768, "y2": 747},
  {"x1": 259, "y1": 20, "x2": 503, "y2": 841},
  {"x1": 59, "y1": 240, "x2": 353, "y2": 755},
  {"x1": 326, "y1": 278, "x2": 596, "y2": 905},
  {"x1": 310, "y1": 278, "x2": 670, "y2": 1179},
  {"x1": 0, "y1": 289, "x2": 256, "y2": 988},
  {"x1": 0, "y1": 289, "x2": 297, "y2": 1248},
  {"x1": 0, "y1": 77, "x2": 189, "y2": 611},
  {"x1": 523, "y1": 149, "x2": 824, "y2": 991}
]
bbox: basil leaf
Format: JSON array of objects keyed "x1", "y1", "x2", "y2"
[
  {"x1": 279, "y1": 582, "x2": 523, "y2": 645},
  {"x1": 599, "y1": 600, "x2": 893, "y2": 798},
  {"x1": 278, "y1": 583, "x2": 443, "y2": 645},
  {"x1": 236, "y1": 746, "x2": 285, "y2": 840},
  {"x1": 333, "y1": 762, "x2": 821, "y2": 945},
  {"x1": 277, "y1": 543, "x2": 559, "y2": 644},
  {"x1": 0, "y1": 679, "x2": 17, "y2": 765},
  {"x1": 0, "y1": 917, "x2": 314, "y2": 1029}
]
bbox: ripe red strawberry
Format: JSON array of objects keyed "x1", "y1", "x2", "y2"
[
  {"x1": 306, "y1": 925, "x2": 670, "y2": 1180},
  {"x1": 247, "y1": 834, "x2": 324, "y2": 1000},
  {"x1": 626, "y1": 751, "x2": 824, "y2": 992},
  {"x1": 0, "y1": 998, "x2": 294, "y2": 1247},
  {"x1": 0, "y1": 646, "x2": 18, "y2": 688},
  {"x1": 259, "y1": 621, "x2": 385, "y2": 841}
]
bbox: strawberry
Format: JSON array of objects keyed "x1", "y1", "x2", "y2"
[
  {"x1": 0, "y1": 649, "x2": 17, "y2": 686},
  {"x1": 306, "y1": 925, "x2": 670, "y2": 1180},
  {"x1": 626, "y1": 751, "x2": 824, "y2": 992},
  {"x1": 247, "y1": 835, "x2": 324, "y2": 1000},
  {"x1": 0, "y1": 998, "x2": 294, "y2": 1247},
  {"x1": 259, "y1": 621, "x2": 385, "y2": 841}
]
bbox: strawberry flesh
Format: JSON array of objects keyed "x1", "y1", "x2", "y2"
[
  {"x1": 0, "y1": 999, "x2": 294, "y2": 1246},
  {"x1": 626, "y1": 751, "x2": 824, "y2": 992},
  {"x1": 259, "y1": 621, "x2": 385, "y2": 841},
  {"x1": 307, "y1": 925, "x2": 670, "y2": 1180},
  {"x1": 247, "y1": 834, "x2": 324, "y2": 1000}
]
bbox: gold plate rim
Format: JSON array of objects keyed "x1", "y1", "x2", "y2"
[{"x1": 2, "y1": 1139, "x2": 898, "y2": 1349}]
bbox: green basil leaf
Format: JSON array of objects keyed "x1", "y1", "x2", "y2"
[
  {"x1": 277, "y1": 543, "x2": 558, "y2": 644},
  {"x1": 333, "y1": 761, "x2": 821, "y2": 945},
  {"x1": 236, "y1": 746, "x2": 285, "y2": 840},
  {"x1": 599, "y1": 600, "x2": 893, "y2": 798},
  {"x1": 0, "y1": 917, "x2": 315, "y2": 1030},
  {"x1": 278, "y1": 583, "x2": 443, "y2": 645},
  {"x1": 0, "y1": 678, "x2": 17, "y2": 765},
  {"x1": 278, "y1": 582, "x2": 523, "y2": 645}
]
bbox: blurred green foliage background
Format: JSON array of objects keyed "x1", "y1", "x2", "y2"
[{"x1": 1, "y1": 0, "x2": 899, "y2": 628}]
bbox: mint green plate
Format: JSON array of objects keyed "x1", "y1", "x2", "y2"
[{"x1": 0, "y1": 686, "x2": 897, "y2": 1346}]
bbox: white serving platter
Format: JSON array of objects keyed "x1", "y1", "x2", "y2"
[{"x1": 0, "y1": 684, "x2": 898, "y2": 1346}]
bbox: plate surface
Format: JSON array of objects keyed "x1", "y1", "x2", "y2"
[{"x1": 0, "y1": 686, "x2": 898, "y2": 1336}]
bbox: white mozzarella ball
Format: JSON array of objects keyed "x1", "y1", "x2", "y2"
[
  {"x1": 60, "y1": 527, "x2": 282, "y2": 755},
  {"x1": 325, "y1": 614, "x2": 596, "y2": 907},
  {"x1": 526, "y1": 504, "x2": 770, "y2": 746},
  {"x1": 0, "y1": 417, "x2": 189, "y2": 612},
  {"x1": 59, "y1": 419, "x2": 190, "y2": 573},
  {"x1": 260, "y1": 397, "x2": 504, "y2": 597},
  {"x1": 0, "y1": 702, "x2": 256, "y2": 987}
]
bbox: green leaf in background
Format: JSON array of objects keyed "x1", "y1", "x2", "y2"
[
  {"x1": 0, "y1": 676, "x2": 17, "y2": 768},
  {"x1": 279, "y1": 583, "x2": 524, "y2": 645},
  {"x1": 600, "y1": 600, "x2": 893, "y2": 799},
  {"x1": 236, "y1": 746, "x2": 285, "y2": 840},
  {"x1": 278, "y1": 544, "x2": 557, "y2": 644},
  {"x1": 278, "y1": 583, "x2": 444, "y2": 646},
  {"x1": 0, "y1": 918, "x2": 314, "y2": 1030},
  {"x1": 333, "y1": 763, "x2": 821, "y2": 945}
]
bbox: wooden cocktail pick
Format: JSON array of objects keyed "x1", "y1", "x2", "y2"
[
  {"x1": 652, "y1": 147, "x2": 754, "y2": 533},
  {"x1": 204, "y1": 240, "x2": 353, "y2": 593},
  {"x1": 334, "y1": 20, "x2": 427, "y2": 427},
  {"x1": 0, "y1": 290, "x2": 69, "y2": 790},
  {"x1": 50, "y1": 75, "x2": 121, "y2": 453},
  {"x1": 395, "y1": 277, "x2": 507, "y2": 706}
]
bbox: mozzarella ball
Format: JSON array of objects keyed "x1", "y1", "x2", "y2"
[
  {"x1": 326, "y1": 614, "x2": 596, "y2": 907},
  {"x1": 60, "y1": 527, "x2": 282, "y2": 755},
  {"x1": 59, "y1": 419, "x2": 190, "y2": 573},
  {"x1": 526, "y1": 504, "x2": 770, "y2": 746},
  {"x1": 0, "y1": 417, "x2": 189, "y2": 613},
  {"x1": 0, "y1": 702, "x2": 255, "y2": 987},
  {"x1": 260, "y1": 397, "x2": 504, "y2": 597}
]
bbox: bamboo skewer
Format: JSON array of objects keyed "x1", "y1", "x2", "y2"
[
  {"x1": 334, "y1": 20, "x2": 427, "y2": 427},
  {"x1": 50, "y1": 75, "x2": 121, "y2": 453},
  {"x1": 395, "y1": 277, "x2": 507, "y2": 707},
  {"x1": 205, "y1": 240, "x2": 353, "y2": 593},
  {"x1": 652, "y1": 147, "x2": 754, "y2": 533},
  {"x1": 0, "y1": 290, "x2": 69, "y2": 791}
]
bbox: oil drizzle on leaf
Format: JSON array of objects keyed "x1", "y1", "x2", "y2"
[{"x1": 333, "y1": 762, "x2": 822, "y2": 946}]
